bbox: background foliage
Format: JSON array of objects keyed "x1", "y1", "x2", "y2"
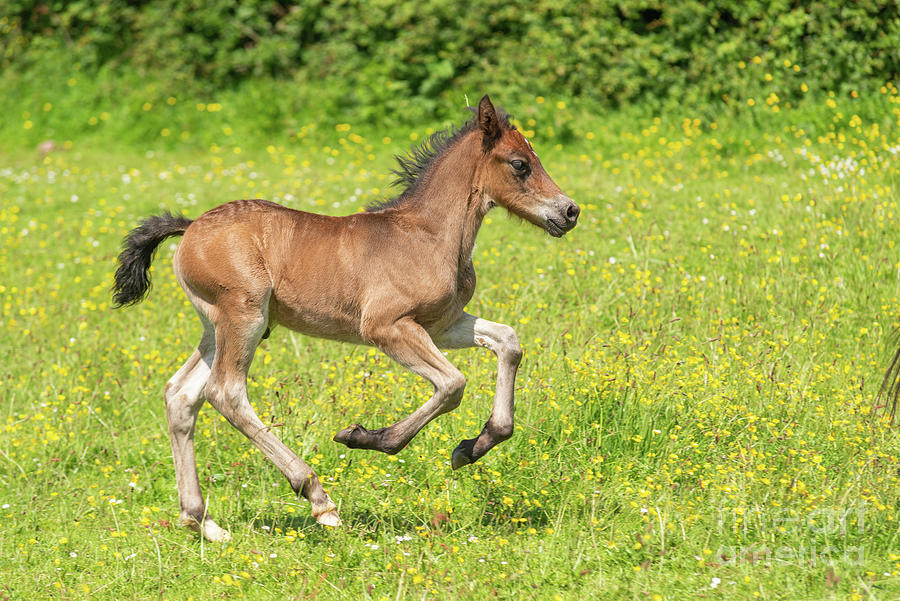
[
  {"x1": 2, "y1": 86, "x2": 900, "y2": 600},
  {"x1": 2, "y1": 3, "x2": 900, "y2": 599},
  {"x1": 2, "y1": 0, "x2": 899, "y2": 124}
]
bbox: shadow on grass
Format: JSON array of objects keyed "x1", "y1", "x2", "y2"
[{"x1": 232, "y1": 507, "x2": 426, "y2": 540}]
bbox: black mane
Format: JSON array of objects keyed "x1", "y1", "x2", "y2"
[{"x1": 365, "y1": 107, "x2": 513, "y2": 212}]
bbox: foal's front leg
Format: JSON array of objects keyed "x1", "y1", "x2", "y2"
[
  {"x1": 333, "y1": 316, "x2": 466, "y2": 454},
  {"x1": 433, "y1": 312, "x2": 522, "y2": 469}
]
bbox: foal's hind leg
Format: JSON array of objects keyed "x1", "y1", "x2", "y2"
[
  {"x1": 433, "y1": 313, "x2": 522, "y2": 469},
  {"x1": 334, "y1": 316, "x2": 466, "y2": 454},
  {"x1": 164, "y1": 332, "x2": 231, "y2": 542},
  {"x1": 204, "y1": 307, "x2": 340, "y2": 527}
]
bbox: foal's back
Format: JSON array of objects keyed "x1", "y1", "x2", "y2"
[{"x1": 173, "y1": 199, "x2": 452, "y2": 343}]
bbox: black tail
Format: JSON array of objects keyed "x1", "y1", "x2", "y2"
[
  {"x1": 112, "y1": 212, "x2": 193, "y2": 308},
  {"x1": 877, "y1": 330, "x2": 900, "y2": 424}
]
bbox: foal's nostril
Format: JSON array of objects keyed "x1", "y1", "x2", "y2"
[{"x1": 566, "y1": 203, "x2": 580, "y2": 223}]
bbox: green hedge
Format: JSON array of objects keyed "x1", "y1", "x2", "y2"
[{"x1": 2, "y1": 1, "x2": 898, "y2": 121}]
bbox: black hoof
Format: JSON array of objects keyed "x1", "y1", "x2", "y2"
[
  {"x1": 333, "y1": 424, "x2": 372, "y2": 449},
  {"x1": 334, "y1": 424, "x2": 398, "y2": 453},
  {"x1": 451, "y1": 438, "x2": 477, "y2": 470}
]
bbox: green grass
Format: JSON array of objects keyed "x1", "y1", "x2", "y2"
[{"x1": 1, "y1": 86, "x2": 900, "y2": 600}]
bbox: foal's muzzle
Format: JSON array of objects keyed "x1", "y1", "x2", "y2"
[{"x1": 544, "y1": 196, "x2": 580, "y2": 237}]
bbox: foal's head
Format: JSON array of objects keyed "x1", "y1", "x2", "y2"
[{"x1": 475, "y1": 95, "x2": 580, "y2": 237}]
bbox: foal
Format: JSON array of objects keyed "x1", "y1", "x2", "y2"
[{"x1": 113, "y1": 95, "x2": 579, "y2": 541}]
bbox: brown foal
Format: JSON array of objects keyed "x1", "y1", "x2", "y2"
[{"x1": 113, "y1": 95, "x2": 579, "y2": 541}]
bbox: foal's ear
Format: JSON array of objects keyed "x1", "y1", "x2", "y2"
[{"x1": 477, "y1": 94, "x2": 502, "y2": 151}]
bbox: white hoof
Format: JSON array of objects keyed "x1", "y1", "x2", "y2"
[
  {"x1": 316, "y1": 509, "x2": 342, "y2": 527},
  {"x1": 201, "y1": 520, "x2": 232, "y2": 542},
  {"x1": 182, "y1": 515, "x2": 231, "y2": 542}
]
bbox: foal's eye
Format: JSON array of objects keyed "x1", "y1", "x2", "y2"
[{"x1": 510, "y1": 159, "x2": 528, "y2": 174}]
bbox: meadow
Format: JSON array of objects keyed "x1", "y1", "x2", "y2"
[{"x1": 1, "y1": 86, "x2": 900, "y2": 600}]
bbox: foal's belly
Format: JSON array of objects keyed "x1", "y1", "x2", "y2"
[
  {"x1": 268, "y1": 295, "x2": 367, "y2": 345},
  {"x1": 268, "y1": 257, "x2": 476, "y2": 344}
]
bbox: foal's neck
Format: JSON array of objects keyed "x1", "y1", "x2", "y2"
[{"x1": 402, "y1": 134, "x2": 488, "y2": 268}]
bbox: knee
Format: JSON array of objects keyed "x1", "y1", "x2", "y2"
[
  {"x1": 164, "y1": 380, "x2": 180, "y2": 406},
  {"x1": 498, "y1": 325, "x2": 522, "y2": 366},
  {"x1": 201, "y1": 378, "x2": 238, "y2": 421},
  {"x1": 203, "y1": 376, "x2": 236, "y2": 407},
  {"x1": 441, "y1": 371, "x2": 467, "y2": 410},
  {"x1": 202, "y1": 379, "x2": 224, "y2": 406},
  {"x1": 165, "y1": 384, "x2": 196, "y2": 433},
  {"x1": 204, "y1": 379, "x2": 254, "y2": 427}
]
